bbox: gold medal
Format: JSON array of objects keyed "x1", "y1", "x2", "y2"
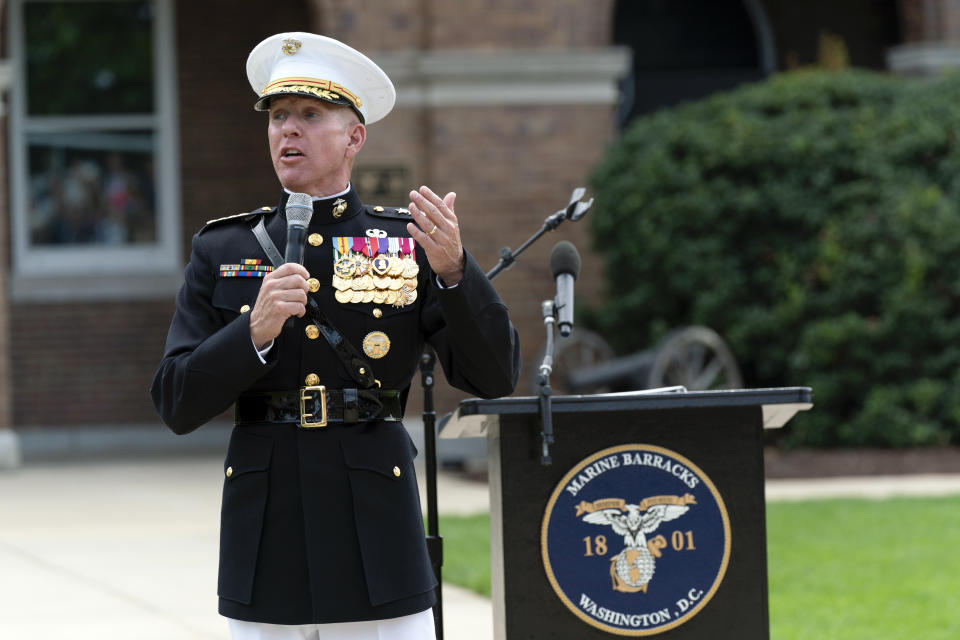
[
  {"x1": 362, "y1": 331, "x2": 391, "y2": 359},
  {"x1": 332, "y1": 275, "x2": 350, "y2": 291},
  {"x1": 350, "y1": 277, "x2": 364, "y2": 291},
  {"x1": 404, "y1": 278, "x2": 417, "y2": 290},
  {"x1": 361, "y1": 290, "x2": 375, "y2": 303},
  {"x1": 373, "y1": 290, "x2": 387, "y2": 304},
  {"x1": 401, "y1": 258, "x2": 420, "y2": 278},
  {"x1": 334, "y1": 256, "x2": 355, "y2": 278},
  {"x1": 351, "y1": 290, "x2": 366, "y2": 303},
  {"x1": 385, "y1": 290, "x2": 398, "y2": 305},
  {"x1": 373, "y1": 275, "x2": 390, "y2": 290},
  {"x1": 388, "y1": 277, "x2": 403, "y2": 291},
  {"x1": 388, "y1": 256, "x2": 404, "y2": 276},
  {"x1": 335, "y1": 289, "x2": 352, "y2": 303}
]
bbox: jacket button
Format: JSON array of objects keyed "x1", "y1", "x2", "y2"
[
  {"x1": 226, "y1": 466, "x2": 233, "y2": 478},
  {"x1": 305, "y1": 325, "x2": 320, "y2": 340},
  {"x1": 240, "y1": 304, "x2": 251, "y2": 314},
  {"x1": 372, "y1": 308, "x2": 382, "y2": 318},
  {"x1": 304, "y1": 373, "x2": 320, "y2": 386},
  {"x1": 393, "y1": 466, "x2": 401, "y2": 477},
  {"x1": 308, "y1": 233, "x2": 323, "y2": 246},
  {"x1": 307, "y1": 278, "x2": 320, "y2": 293}
]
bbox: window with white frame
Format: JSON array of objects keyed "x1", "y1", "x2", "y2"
[{"x1": 7, "y1": 0, "x2": 179, "y2": 294}]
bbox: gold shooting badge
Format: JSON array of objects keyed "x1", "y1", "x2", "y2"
[{"x1": 362, "y1": 331, "x2": 391, "y2": 359}]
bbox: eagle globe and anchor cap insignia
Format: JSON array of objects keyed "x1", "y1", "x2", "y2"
[{"x1": 541, "y1": 444, "x2": 731, "y2": 636}]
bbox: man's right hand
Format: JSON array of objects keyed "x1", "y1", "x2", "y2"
[{"x1": 249, "y1": 262, "x2": 310, "y2": 349}]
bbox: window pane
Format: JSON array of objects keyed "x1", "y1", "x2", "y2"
[
  {"x1": 25, "y1": 1, "x2": 154, "y2": 115},
  {"x1": 28, "y1": 131, "x2": 157, "y2": 246}
]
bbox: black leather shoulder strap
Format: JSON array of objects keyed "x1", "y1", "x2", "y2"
[{"x1": 305, "y1": 298, "x2": 379, "y2": 389}]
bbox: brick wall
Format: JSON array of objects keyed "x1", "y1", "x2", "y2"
[
  {"x1": 8, "y1": 0, "x2": 312, "y2": 427},
  {"x1": 8, "y1": 0, "x2": 618, "y2": 426},
  {"x1": 312, "y1": 0, "x2": 614, "y2": 49},
  {"x1": 899, "y1": 0, "x2": 960, "y2": 41},
  {"x1": 361, "y1": 99, "x2": 616, "y2": 414},
  {"x1": 10, "y1": 301, "x2": 173, "y2": 425}
]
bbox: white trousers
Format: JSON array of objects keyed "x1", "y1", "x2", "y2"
[{"x1": 226, "y1": 609, "x2": 436, "y2": 640}]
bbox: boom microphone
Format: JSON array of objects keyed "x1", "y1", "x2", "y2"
[
  {"x1": 284, "y1": 192, "x2": 314, "y2": 264},
  {"x1": 549, "y1": 241, "x2": 581, "y2": 337}
]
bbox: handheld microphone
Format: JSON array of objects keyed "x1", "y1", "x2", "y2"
[
  {"x1": 284, "y1": 192, "x2": 314, "y2": 264},
  {"x1": 549, "y1": 241, "x2": 581, "y2": 337}
]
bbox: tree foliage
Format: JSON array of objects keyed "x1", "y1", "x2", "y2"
[{"x1": 587, "y1": 69, "x2": 960, "y2": 448}]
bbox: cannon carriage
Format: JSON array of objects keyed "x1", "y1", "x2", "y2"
[{"x1": 542, "y1": 325, "x2": 743, "y2": 394}]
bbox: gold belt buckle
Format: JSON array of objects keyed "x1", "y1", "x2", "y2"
[{"x1": 299, "y1": 385, "x2": 327, "y2": 428}]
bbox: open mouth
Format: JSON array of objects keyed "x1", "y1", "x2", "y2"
[{"x1": 282, "y1": 150, "x2": 304, "y2": 157}]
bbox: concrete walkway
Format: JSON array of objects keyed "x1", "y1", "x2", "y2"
[{"x1": 2, "y1": 456, "x2": 959, "y2": 639}]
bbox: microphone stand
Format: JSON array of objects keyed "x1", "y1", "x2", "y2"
[
  {"x1": 421, "y1": 187, "x2": 593, "y2": 640},
  {"x1": 537, "y1": 301, "x2": 556, "y2": 465}
]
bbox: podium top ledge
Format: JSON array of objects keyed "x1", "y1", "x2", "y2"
[{"x1": 440, "y1": 387, "x2": 813, "y2": 439}]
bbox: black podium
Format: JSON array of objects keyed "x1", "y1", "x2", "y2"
[{"x1": 441, "y1": 387, "x2": 812, "y2": 639}]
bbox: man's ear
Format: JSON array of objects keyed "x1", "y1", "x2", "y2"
[{"x1": 345, "y1": 122, "x2": 366, "y2": 159}]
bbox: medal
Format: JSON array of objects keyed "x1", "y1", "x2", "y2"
[
  {"x1": 388, "y1": 255, "x2": 404, "y2": 276},
  {"x1": 371, "y1": 255, "x2": 391, "y2": 276},
  {"x1": 401, "y1": 258, "x2": 419, "y2": 279},
  {"x1": 334, "y1": 256, "x2": 355, "y2": 278},
  {"x1": 362, "y1": 331, "x2": 391, "y2": 359}
]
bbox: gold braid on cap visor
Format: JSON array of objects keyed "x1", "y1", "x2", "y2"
[{"x1": 259, "y1": 77, "x2": 363, "y2": 110}]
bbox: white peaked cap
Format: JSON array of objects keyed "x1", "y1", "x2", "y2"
[{"x1": 246, "y1": 32, "x2": 396, "y2": 124}]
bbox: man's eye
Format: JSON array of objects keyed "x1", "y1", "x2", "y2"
[{"x1": 271, "y1": 112, "x2": 286, "y2": 121}]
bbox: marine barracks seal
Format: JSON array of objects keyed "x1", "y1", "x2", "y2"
[{"x1": 541, "y1": 444, "x2": 731, "y2": 636}]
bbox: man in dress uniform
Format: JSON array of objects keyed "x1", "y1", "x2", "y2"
[{"x1": 151, "y1": 32, "x2": 521, "y2": 639}]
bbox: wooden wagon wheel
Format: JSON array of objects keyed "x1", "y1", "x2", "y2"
[{"x1": 647, "y1": 326, "x2": 742, "y2": 390}]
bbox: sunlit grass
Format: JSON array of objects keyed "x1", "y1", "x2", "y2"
[{"x1": 435, "y1": 496, "x2": 960, "y2": 638}]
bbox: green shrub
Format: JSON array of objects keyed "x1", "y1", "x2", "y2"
[{"x1": 587, "y1": 69, "x2": 960, "y2": 448}]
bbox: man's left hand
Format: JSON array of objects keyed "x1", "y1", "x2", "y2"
[{"x1": 407, "y1": 186, "x2": 465, "y2": 286}]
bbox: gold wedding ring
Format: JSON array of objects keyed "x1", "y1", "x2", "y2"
[{"x1": 428, "y1": 225, "x2": 438, "y2": 235}]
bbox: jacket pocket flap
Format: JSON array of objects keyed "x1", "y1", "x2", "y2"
[
  {"x1": 224, "y1": 429, "x2": 273, "y2": 477},
  {"x1": 339, "y1": 424, "x2": 417, "y2": 478},
  {"x1": 337, "y1": 301, "x2": 417, "y2": 319},
  {"x1": 212, "y1": 280, "x2": 262, "y2": 313}
]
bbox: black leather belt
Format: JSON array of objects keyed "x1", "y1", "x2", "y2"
[{"x1": 235, "y1": 387, "x2": 402, "y2": 428}]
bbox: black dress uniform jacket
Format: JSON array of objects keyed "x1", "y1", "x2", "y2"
[{"x1": 151, "y1": 186, "x2": 521, "y2": 624}]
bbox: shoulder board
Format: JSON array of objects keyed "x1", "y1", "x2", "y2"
[
  {"x1": 201, "y1": 206, "x2": 277, "y2": 232},
  {"x1": 366, "y1": 205, "x2": 412, "y2": 220}
]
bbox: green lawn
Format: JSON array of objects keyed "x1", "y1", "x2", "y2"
[{"x1": 436, "y1": 496, "x2": 960, "y2": 639}]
